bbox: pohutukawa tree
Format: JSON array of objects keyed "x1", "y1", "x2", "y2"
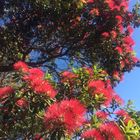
[{"x1": 0, "y1": 0, "x2": 140, "y2": 139}]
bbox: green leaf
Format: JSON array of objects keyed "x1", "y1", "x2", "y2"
[{"x1": 17, "y1": 52, "x2": 23, "y2": 59}]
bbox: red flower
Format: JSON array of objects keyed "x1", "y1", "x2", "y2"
[
  {"x1": 0, "y1": 86, "x2": 14, "y2": 98},
  {"x1": 81, "y1": 0, "x2": 87, "y2": 4},
  {"x1": 123, "y1": 36, "x2": 135, "y2": 47},
  {"x1": 33, "y1": 81, "x2": 57, "y2": 98},
  {"x1": 44, "y1": 99, "x2": 86, "y2": 133},
  {"x1": 113, "y1": 94, "x2": 124, "y2": 105},
  {"x1": 99, "y1": 88, "x2": 113, "y2": 106},
  {"x1": 110, "y1": 30, "x2": 117, "y2": 39},
  {"x1": 33, "y1": 134, "x2": 44, "y2": 140},
  {"x1": 83, "y1": 67, "x2": 94, "y2": 76},
  {"x1": 29, "y1": 68, "x2": 44, "y2": 78},
  {"x1": 89, "y1": 8, "x2": 99, "y2": 16},
  {"x1": 88, "y1": 80, "x2": 113, "y2": 106},
  {"x1": 16, "y1": 98, "x2": 28, "y2": 108},
  {"x1": 118, "y1": 25, "x2": 124, "y2": 32},
  {"x1": 61, "y1": 71, "x2": 77, "y2": 79},
  {"x1": 115, "y1": 46, "x2": 123, "y2": 54},
  {"x1": 14, "y1": 61, "x2": 29, "y2": 73},
  {"x1": 105, "y1": 0, "x2": 114, "y2": 10},
  {"x1": 100, "y1": 122, "x2": 125, "y2": 140},
  {"x1": 132, "y1": 56, "x2": 138, "y2": 63},
  {"x1": 114, "y1": 109, "x2": 134, "y2": 124},
  {"x1": 96, "y1": 111, "x2": 108, "y2": 120},
  {"x1": 87, "y1": 0, "x2": 94, "y2": 3},
  {"x1": 61, "y1": 71, "x2": 77, "y2": 88},
  {"x1": 124, "y1": 45, "x2": 133, "y2": 53},
  {"x1": 88, "y1": 80, "x2": 105, "y2": 90},
  {"x1": 105, "y1": 0, "x2": 128, "y2": 12},
  {"x1": 113, "y1": 71, "x2": 120, "y2": 81},
  {"x1": 81, "y1": 129, "x2": 104, "y2": 140},
  {"x1": 114, "y1": 109, "x2": 129, "y2": 117},
  {"x1": 23, "y1": 68, "x2": 57, "y2": 98},
  {"x1": 23, "y1": 68, "x2": 44, "y2": 81},
  {"x1": 115, "y1": 15, "x2": 123, "y2": 24},
  {"x1": 127, "y1": 25, "x2": 133, "y2": 35},
  {"x1": 88, "y1": 80, "x2": 106, "y2": 95},
  {"x1": 101, "y1": 32, "x2": 110, "y2": 38},
  {"x1": 120, "y1": 60, "x2": 125, "y2": 69}
]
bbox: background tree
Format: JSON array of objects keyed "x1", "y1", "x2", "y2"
[
  {"x1": 0, "y1": 0, "x2": 140, "y2": 139},
  {"x1": 0, "y1": 0, "x2": 140, "y2": 76}
]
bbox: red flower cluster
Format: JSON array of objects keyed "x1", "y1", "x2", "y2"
[
  {"x1": 61, "y1": 71, "x2": 78, "y2": 93},
  {"x1": 105, "y1": 0, "x2": 129, "y2": 12},
  {"x1": 97, "y1": 0, "x2": 138, "y2": 72},
  {"x1": 81, "y1": 128, "x2": 104, "y2": 140},
  {"x1": 82, "y1": 122, "x2": 124, "y2": 140},
  {"x1": 115, "y1": 109, "x2": 129, "y2": 117},
  {"x1": 89, "y1": 8, "x2": 99, "y2": 16},
  {"x1": 115, "y1": 15, "x2": 123, "y2": 24},
  {"x1": 101, "y1": 32, "x2": 110, "y2": 38},
  {"x1": 100, "y1": 122, "x2": 125, "y2": 140},
  {"x1": 0, "y1": 86, "x2": 14, "y2": 98},
  {"x1": 113, "y1": 71, "x2": 121, "y2": 81},
  {"x1": 88, "y1": 80, "x2": 114, "y2": 106},
  {"x1": 102, "y1": 30, "x2": 117, "y2": 39},
  {"x1": 110, "y1": 30, "x2": 117, "y2": 39},
  {"x1": 123, "y1": 36, "x2": 135, "y2": 47},
  {"x1": 127, "y1": 25, "x2": 134, "y2": 35},
  {"x1": 16, "y1": 98, "x2": 28, "y2": 108},
  {"x1": 83, "y1": 67, "x2": 94, "y2": 76},
  {"x1": 115, "y1": 46, "x2": 123, "y2": 54},
  {"x1": 24, "y1": 68, "x2": 57, "y2": 98},
  {"x1": 113, "y1": 94, "x2": 124, "y2": 105},
  {"x1": 61, "y1": 71, "x2": 77, "y2": 81},
  {"x1": 114, "y1": 109, "x2": 132, "y2": 124},
  {"x1": 13, "y1": 61, "x2": 29, "y2": 73},
  {"x1": 14, "y1": 61, "x2": 57, "y2": 98},
  {"x1": 33, "y1": 134, "x2": 44, "y2": 140},
  {"x1": 95, "y1": 111, "x2": 108, "y2": 120},
  {"x1": 87, "y1": 0, "x2": 94, "y2": 3},
  {"x1": 44, "y1": 99, "x2": 86, "y2": 133},
  {"x1": 88, "y1": 79, "x2": 124, "y2": 107}
]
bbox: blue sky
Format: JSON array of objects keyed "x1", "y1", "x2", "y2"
[{"x1": 116, "y1": 0, "x2": 140, "y2": 110}]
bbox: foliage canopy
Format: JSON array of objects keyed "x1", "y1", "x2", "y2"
[{"x1": 0, "y1": 0, "x2": 140, "y2": 140}]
